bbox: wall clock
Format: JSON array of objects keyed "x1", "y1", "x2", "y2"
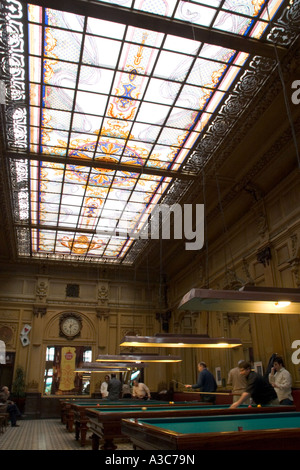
[{"x1": 59, "y1": 313, "x2": 82, "y2": 339}]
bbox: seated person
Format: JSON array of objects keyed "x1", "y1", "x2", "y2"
[{"x1": 0, "y1": 386, "x2": 21, "y2": 427}]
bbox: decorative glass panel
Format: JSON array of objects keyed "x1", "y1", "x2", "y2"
[{"x1": 0, "y1": 0, "x2": 289, "y2": 264}]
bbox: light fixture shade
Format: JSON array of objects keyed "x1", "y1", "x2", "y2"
[
  {"x1": 178, "y1": 287, "x2": 300, "y2": 314},
  {"x1": 75, "y1": 366, "x2": 130, "y2": 373},
  {"x1": 120, "y1": 334, "x2": 242, "y2": 348},
  {"x1": 96, "y1": 354, "x2": 182, "y2": 363},
  {"x1": 79, "y1": 362, "x2": 148, "y2": 369}
]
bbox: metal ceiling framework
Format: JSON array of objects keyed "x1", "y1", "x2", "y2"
[
  {"x1": 23, "y1": 0, "x2": 288, "y2": 58},
  {"x1": 0, "y1": 0, "x2": 297, "y2": 266}
]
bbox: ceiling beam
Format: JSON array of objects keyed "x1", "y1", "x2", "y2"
[
  {"x1": 24, "y1": 0, "x2": 287, "y2": 60},
  {"x1": 15, "y1": 222, "x2": 148, "y2": 239},
  {"x1": 16, "y1": 223, "x2": 96, "y2": 234},
  {"x1": 7, "y1": 151, "x2": 198, "y2": 180}
]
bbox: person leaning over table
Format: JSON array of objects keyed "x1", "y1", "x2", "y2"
[
  {"x1": 268, "y1": 355, "x2": 294, "y2": 405},
  {"x1": 230, "y1": 361, "x2": 279, "y2": 408},
  {"x1": 185, "y1": 362, "x2": 217, "y2": 404},
  {"x1": 132, "y1": 379, "x2": 151, "y2": 400}
]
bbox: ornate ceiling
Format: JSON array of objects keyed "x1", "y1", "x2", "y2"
[{"x1": 0, "y1": 0, "x2": 299, "y2": 274}]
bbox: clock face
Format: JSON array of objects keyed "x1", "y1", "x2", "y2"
[{"x1": 61, "y1": 317, "x2": 81, "y2": 338}]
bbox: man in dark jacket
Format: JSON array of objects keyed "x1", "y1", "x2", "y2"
[
  {"x1": 185, "y1": 362, "x2": 217, "y2": 404},
  {"x1": 106, "y1": 374, "x2": 122, "y2": 400},
  {"x1": 230, "y1": 361, "x2": 279, "y2": 408}
]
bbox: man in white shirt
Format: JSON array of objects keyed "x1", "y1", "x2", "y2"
[
  {"x1": 100, "y1": 375, "x2": 110, "y2": 398},
  {"x1": 132, "y1": 379, "x2": 151, "y2": 400},
  {"x1": 268, "y1": 356, "x2": 294, "y2": 405}
]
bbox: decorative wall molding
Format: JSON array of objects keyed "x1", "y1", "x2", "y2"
[
  {"x1": 96, "y1": 308, "x2": 110, "y2": 320},
  {"x1": 98, "y1": 285, "x2": 109, "y2": 304},
  {"x1": 33, "y1": 306, "x2": 47, "y2": 317},
  {"x1": 35, "y1": 281, "x2": 48, "y2": 302},
  {"x1": 256, "y1": 246, "x2": 272, "y2": 267}
]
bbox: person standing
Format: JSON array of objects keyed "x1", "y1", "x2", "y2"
[
  {"x1": 185, "y1": 362, "x2": 217, "y2": 404},
  {"x1": 227, "y1": 360, "x2": 249, "y2": 404},
  {"x1": 100, "y1": 375, "x2": 110, "y2": 398},
  {"x1": 230, "y1": 361, "x2": 279, "y2": 408},
  {"x1": 268, "y1": 356, "x2": 294, "y2": 405},
  {"x1": 107, "y1": 374, "x2": 122, "y2": 400},
  {"x1": 122, "y1": 382, "x2": 132, "y2": 398},
  {"x1": 132, "y1": 379, "x2": 151, "y2": 400}
]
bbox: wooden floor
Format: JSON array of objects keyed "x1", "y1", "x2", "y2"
[{"x1": 0, "y1": 418, "x2": 134, "y2": 451}]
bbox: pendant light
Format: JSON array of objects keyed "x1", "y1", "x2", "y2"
[
  {"x1": 178, "y1": 286, "x2": 300, "y2": 314},
  {"x1": 120, "y1": 333, "x2": 242, "y2": 348},
  {"x1": 96, "y1": 354, "x2": 182, "y2": 363}
]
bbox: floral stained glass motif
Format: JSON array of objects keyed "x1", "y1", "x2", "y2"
[{"x1": 1, "y1": 0, "x2": 286, "y2": 263}]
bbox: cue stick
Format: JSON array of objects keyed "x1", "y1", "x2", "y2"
[
  {"x1": 186, "y1": 391, "x2": 234, "y2": 395},
  {"x1": 171, "y1": 379, "x2": 235, "y2": 395}
]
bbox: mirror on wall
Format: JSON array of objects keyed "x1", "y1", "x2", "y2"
[{"x1": 44, "y1": 345, "x2": 92, "y2": 396}]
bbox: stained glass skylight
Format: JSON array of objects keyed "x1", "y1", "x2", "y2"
[{"x1": 0, "y1": 0, "x2": 291, "y2": 264}]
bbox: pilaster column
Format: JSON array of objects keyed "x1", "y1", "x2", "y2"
[{"x1": 96, "y1": 281, "x2": 110, "y2": 352}]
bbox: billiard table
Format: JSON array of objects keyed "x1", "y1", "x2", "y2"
[
  {"x1": 60, "y1": 399, "x2": 112, "y2": 427},
  {"x1": 61, "y1": 399, "x2": 172, "y2": 436},
  {"x1": 121, "y1": 411, "x2": 300, "y2": 450},
  {"x1": 67, "y1": 399, "x2": 212, "y2": 445},
  {"x1": 86, "y1": 403, "x2": 296, "y2": 450},
  {"x1": 60, "y1": 399, "x2": 135, "y2": 431}
]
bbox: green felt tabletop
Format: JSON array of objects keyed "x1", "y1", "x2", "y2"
[
  {"x1": 69, "y1": 400, "x2": 220, "y2": 407},
  {"x1": 67, "y1": 399, "x2": 169, "y2": 406},
  {"x1": 88, "y1": 404, "x2": 250, "y2": 413},
  {"x1": 134, "y1": 412, "x2": 300, "y2": 434}
]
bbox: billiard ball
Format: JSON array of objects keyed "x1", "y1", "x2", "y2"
[
  {"x1": 257, "y1": 404, "x2": 261, "y2": 407},
  {"x1": 169, "y1": 401, "x2": 174, "y2": 404},
  {"x1": 142, "y1": 407, "x2": 147, "y2": 410}
]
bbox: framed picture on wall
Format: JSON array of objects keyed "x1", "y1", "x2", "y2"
[
  {"x1": 254, "y1": 361, "x2": 263, "y2": 375},
  {"x1": 215, "y1": 367, "x2": 222, "y2": 386}
]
